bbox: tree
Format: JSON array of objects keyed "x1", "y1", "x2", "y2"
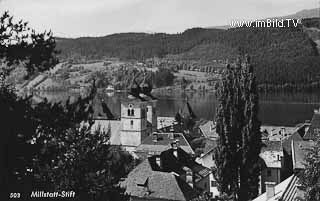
[
  {"x1": 0, "y1": 12, "x2": 134, "y2": 201},
  {"x1": 0, "y1": 11, "x2": 58, "y2": 77},
  {"x1": 213, "y1": 54, "x2": 262, "y2": 201},
  {"x1": 300, "y1": 135, "x2": 320, "y2": 201}
]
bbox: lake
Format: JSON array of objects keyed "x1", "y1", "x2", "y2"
[{"x1": 33, "y1": 90, "x2": 320, "y2": 126}]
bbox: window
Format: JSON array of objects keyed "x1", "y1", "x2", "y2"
[
  {"x1": 130, "y1": 120, "x2": 134, "y2": 128},
  {"x1": 128, "y1": 109, "x2": 134, "y2": 116},
  {"x1": 267, "y1": 169, "x2": 272, "y2": 177}
]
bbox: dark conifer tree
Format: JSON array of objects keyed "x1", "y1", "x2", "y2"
[{"x1": 213, "y1": 54, "x2": 262, "y2": 201}]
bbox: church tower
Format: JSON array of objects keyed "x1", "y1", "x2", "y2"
[{"x1": 120, "y1": 79, "x2": 148, "y2": 149}]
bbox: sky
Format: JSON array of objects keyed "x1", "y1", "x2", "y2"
[{"x1": 0, "y1": 0, "x2": 318, "y2": 37}]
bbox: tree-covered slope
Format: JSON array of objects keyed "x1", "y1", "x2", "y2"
[{"x1": 55, "y1": 21, "x2": 320, "y2": 89}]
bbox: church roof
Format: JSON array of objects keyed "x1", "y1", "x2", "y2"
[
  {"x1": 179, "y1": 101, "x2": 196, "y2": 119},
  {"x1": 92, "y1": 95, "x2": 116, "y2": 120}
]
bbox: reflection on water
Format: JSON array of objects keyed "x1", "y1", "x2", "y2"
[{"x1": 32, "y1": 90, "x2": 320, "y2": 126}]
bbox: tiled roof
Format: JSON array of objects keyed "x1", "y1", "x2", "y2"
[
  {"x1": 260, "y1": 141, "x2": 283, "y2": 168},
  {"x1": 120, "y1": 159, "x2": 198, "y2": 201},
  {"x1": 291, "y1": 140, "x2": 314, "y2": 170},
  {"x1": 199, "y1": 121, "x2": 218, "y2": 139},
  {"x1": 304, "y1": 110, "x2": 320, "y2": 140},
  {"x1": 136, "y1": 133, "x2": 194, "y2": 155}
]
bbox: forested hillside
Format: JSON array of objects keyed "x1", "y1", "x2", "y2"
[{"x1": 56, "y1": 20, "x2": 320, "y2": 89}]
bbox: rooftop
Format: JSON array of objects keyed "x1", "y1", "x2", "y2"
[
  {"x1": 253, "y1": 175, "x2": 297, "y2": 201},
  {"x1": 292, "y1": 140, "x2": 315, "y2": 170},
  {"x1": 303, "y1": 109, "x2": 320, "y2": 140},
  {"x1": 260, "y1": 126, "x2": 297, "y2": 141},
  {"x1": 199, "y1": 121, "x2": 218, "y2": 139},
  {"x1": 135, "y1": 133, "x2": 194, "y2": 156},
  {"x1": 260, "y1": 141, "x2": 283, "y2": 168},
  {"x1": 120, "y1": 159, "x2": 198, "y2": 201},
  {"x1": 281, "y1": 132, "x2": 303, "y2": 155}
]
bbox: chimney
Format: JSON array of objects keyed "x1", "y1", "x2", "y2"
[
  {"x1": 155, "y1": 156, "x2": 161, "y2": 169},
  {"x1": 281, "y1": 127, "x2": 286, "y2": 139},
  {"x1": 170, "y1": 123, "x2": 174, "y2": 132},
  {"x1": 265, "y1": 182, "x2": 276, "y2": 199},
  {"x1": 184, "y1": 166, "x2": 193, "y2": 188},
  {"x1": 153, "y1": 133, "x2": 158, "y2": 143},
  {"x1": 169, "y1": 133, "x2": 174, "y2": 140}
]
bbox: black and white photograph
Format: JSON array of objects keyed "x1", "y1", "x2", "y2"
[{"x1": 1, "y1": 0, "x2": 320, "y2": 201}]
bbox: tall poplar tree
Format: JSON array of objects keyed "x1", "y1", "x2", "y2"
[{"x1": 213, "y1": 54, "x2": 262, "y2": 201}]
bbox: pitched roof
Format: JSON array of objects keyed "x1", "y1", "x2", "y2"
[
  {"x1": 282, "y1": 132, "x2": 303, "y2": 155},
  {"x1": 200, "y1": 139, "x2": 218, "y2": 159},
  {"x1": 136, "y1": 133, "x2": 194, "y2": 156},
  {"x1": 280, "y1": 174, "x2": 302, "y2": 201},
  {"x1": 179, "y1": 101, "x2": 196, "y2": 119},
  {"x1": 304, "y1": 110, "x2": 320, "y2": 140},
  {"x1": 199, "y1": 121, "x2": 218, "y2": 139},
  {"x1": 120, "y1": 159, "x2": 198, "y2": 201},
  {"x1": 291, "y1": 140, "x2": 315, "y2": 170},
  {"x1": 260, "y1": 141, "x2": 283, "y2": 168},
  {"x1": 253, "y1": 175, "x2": 296, "y2": 201},
  {"x1": 92, "y1": 95, "x2": 117, "y2": 120}
]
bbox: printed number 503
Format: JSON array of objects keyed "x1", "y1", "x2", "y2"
[{"x1": 10, "y1": 193, "x2": 20, "y2": 198}]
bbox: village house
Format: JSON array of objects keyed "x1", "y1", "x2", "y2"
[
  {"x1": 259, "y1": 141, "x2": 284, "y2": 193},
  {"x1": 253, "y1": 140, "x2": 315, "y2": 201},
  {"x1": 121, "y1": 145, "x2": 215, "y2": 200}
]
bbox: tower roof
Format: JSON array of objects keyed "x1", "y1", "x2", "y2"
[
  {"x1": 129, "y1": 77, "x2": 141, "y2": 97},
  {"x1": 140, "y1": 75, "x2": 152, "y2": 95}
]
